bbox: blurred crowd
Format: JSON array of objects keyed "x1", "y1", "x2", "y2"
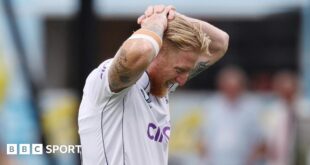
[{"x1": 169, "y1": 66, "x2": 310, "y2": 165}]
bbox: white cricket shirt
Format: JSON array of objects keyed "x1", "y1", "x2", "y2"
[{"x1": 78, "y1": 59, "x2": 171, "y2": 165}]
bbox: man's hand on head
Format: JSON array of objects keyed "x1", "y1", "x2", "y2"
[{"x1": 137, "y1": 5, "x2": 176, "y2": 34}]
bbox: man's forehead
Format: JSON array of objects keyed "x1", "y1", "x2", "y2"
[
  {"x1": 170, "y1": 51, "x2": 199, "y2": 70},
  {"x1": 176, "y1": 57, "x2": 197, "y2": 70},
  {"x1": 178, "y1": 51, "x2": 199, "y2": 61}
]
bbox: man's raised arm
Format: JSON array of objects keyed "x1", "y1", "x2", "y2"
[
  {"x1": 177, "y1": 13, "x2": 229, "y2": 80},
  {"x1": 108, "y1": 5, "x2": 173, "y2": 92},
  {"x1": 178, "y1": 13, "x2": 229, "y2": 64}
]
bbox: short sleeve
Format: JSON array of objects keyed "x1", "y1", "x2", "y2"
[{"x1": 82, "y1": 59, "x2": 129, "y2": 108}]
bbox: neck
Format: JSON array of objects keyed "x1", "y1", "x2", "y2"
[{"x1": 147, "y1": 60, "x2": 168, "y2": 97}]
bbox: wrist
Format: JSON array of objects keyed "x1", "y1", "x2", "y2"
[
  {"x1": 128, "y1": 28, "x2": 163, "y2": 55},
  {"x1": 141, "y1": 23, "x2": 165, "y2": 38}
]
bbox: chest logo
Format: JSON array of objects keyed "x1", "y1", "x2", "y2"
[{"x1": 147, "y1": 123, "x2": 170, "y2": 143}]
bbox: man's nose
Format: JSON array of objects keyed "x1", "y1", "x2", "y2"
[{"x1": 176, "y1": 73, "x2": 189, "y2": 86}]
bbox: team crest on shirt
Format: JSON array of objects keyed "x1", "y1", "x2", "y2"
[
  {"x1": 100, "y1": 66, "x2": 107, "y2": 79},
  {"x1": 147, "y1": 123, "x2": 170, "y2": 143},
  {"x1": 140, "y1": 89, "x2": 151, "y2": 103}
]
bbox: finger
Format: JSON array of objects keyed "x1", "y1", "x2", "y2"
[
  {"x1": 144, "y1": 6, "x2": 154, "y2": 17},
  {"x1": 162, "y1": 6, "x2": 170, "y2": 16},
  {"x1": 166, "y1": 5, "x2": 176, "y2": 20},
  {"x1": 154, "y1": 4, "x2": 165, "y2": 13},
  {"x1": 168, "y1": 10, "x2": 175, "y2": 20},
  {"x1": 137, "y1": 15, "x2": 146, "y2": 24}
]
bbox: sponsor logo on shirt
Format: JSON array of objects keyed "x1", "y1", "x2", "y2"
[{"x1": 147, "y1": 123, "x2": 170, "y2": 143}]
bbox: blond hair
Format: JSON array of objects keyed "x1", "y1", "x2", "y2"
[{"x1": 163, "y1": 15, "x2": 211, "y2": 55}]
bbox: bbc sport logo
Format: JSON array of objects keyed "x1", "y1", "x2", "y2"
[{"x1": 7, "y1": 144, "x2": 81, "y2": 155}]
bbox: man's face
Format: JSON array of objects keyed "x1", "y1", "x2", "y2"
[
  {"x1": 273, "y1": 74, "x2": 298, "y2": 101},
  {"x1": 147, "y1": 50, "x2": 199, "y2": 97},
  {"x1": 218, "y1": 72, "x2": 244, "y2": 100}
]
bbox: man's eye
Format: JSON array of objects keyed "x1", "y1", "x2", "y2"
[
  {"x1": 176, "y1": 69, "x2": 183, "y2": 74},
  {"x1": 176, "y1": 68, "x2": 188, "y2": 74}
]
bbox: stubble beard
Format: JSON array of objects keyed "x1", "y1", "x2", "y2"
[{"x1": 149, "y1": 76, "x2": 168, "y2": 97}]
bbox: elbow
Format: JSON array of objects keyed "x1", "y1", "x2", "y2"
[
  {"x1": 216, "y1": 32, "x2": 229, "y2": 59},
  {"x1": 122, "y1": 39, "x2": 155, "y2": 69},
  {"x1": 135, "y1": 41, "x2": 155, "y2": 62},
  {"x1": 221, "y1": 32, "x2": 229, "y2": 54},
  {"x1": 131, "y1": 40, "x2": 154, "y2": 66},
  {"x1": 209, "y1": 32, "x2": 229, "y2": 63}
]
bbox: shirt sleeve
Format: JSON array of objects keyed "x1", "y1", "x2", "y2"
[{"x1": 82, "y1": 59, "x2": 129, "y2": 108}]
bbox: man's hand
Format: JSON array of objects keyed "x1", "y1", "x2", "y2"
[
  {"x1": 108, "y1": 5, "x2": 177, "y2": 93},
  {"x1": 137, "y1": 5, "x2": 176, "y2": 35}
]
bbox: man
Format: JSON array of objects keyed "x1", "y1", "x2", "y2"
[
  {"x1": 264, "y1": 71, "x2": 310, "y2": 165},
  {"x1": 199, "y1": 66, "x2": 265, "y2": 165},
  {"x1": 78, "y1": 5, "x2": 229, "y2": 165}
]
